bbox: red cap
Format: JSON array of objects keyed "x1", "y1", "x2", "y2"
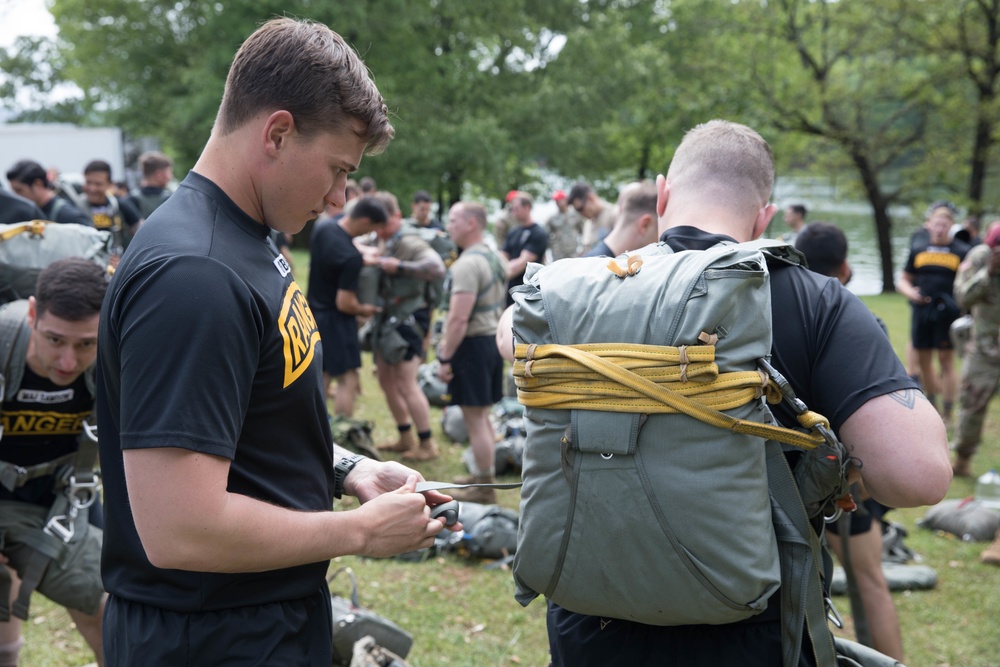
[
  {"x1": 506, "y1": 190, "x2": 520, "y2": 203},
  {"x1": 552, "y1": 190, "x2": 567, "y2": 201},
  {"x1": 986, "y1": 222, "x2": 1000, "y2": 248}
]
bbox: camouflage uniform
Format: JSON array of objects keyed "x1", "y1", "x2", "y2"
[
  {"x1": 953, "y1": 243, "x2": 1000, "y2": 462},
  {"x1": 546, "y1": 209, "x2": 583, "y2": 260}
]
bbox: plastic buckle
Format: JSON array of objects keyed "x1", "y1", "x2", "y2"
[
  {"x1": 67, "y1": 473, "x2": 102, "y2": 510},
  {"x1": 43, "y1": 512, "x2": 76, "y2": 543},
  {"x1": 80, "y1": 420, "x2": 98, "y2": 443}
]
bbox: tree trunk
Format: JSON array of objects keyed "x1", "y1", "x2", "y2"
[
  {"x1": 968, "y1": 92, "x2": 995, "y2": 215},
  {"x1": 849, "y1": 150, "x2": 897, "y2": 293}
]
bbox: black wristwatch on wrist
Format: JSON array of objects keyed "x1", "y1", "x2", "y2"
[{"x1": 333, "y1": 453, "x2": 366, "y2": 499}]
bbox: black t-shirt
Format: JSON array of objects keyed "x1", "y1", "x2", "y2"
[
  {"x1": 307, "y1": 219, "x2": 362, "y2": 312},
  {"x1": 548, "y1": 226, "x2": 916, "y2": 665},
  {"x1": 903, "y1": 236, "x2": 969, "y2": 300},
  {"x1": 0, "y1": 367, "x2": 92, "y2": 507},
  {"x1": 0, "y1": 189, "x2": 45, "y2": 225},
  {"x1": 98, "y1": 171, "x2": 335, "y2": 612},
  {"x1": 503, "y1": 222, "x2": 549, "y2": 301}
]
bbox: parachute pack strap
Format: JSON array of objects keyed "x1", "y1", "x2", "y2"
[
  {"x1": 0, "y1": 221, "x2": 46, "y2": 242},
  {"x1": 0, "y1": 452, "x2": 76, "y2": 492},
  {"x1": 766, "y1": 442, "x2": 838, "y2": 667},
  {"x1": 0, "y1": 300, "x2": 31, "y2": 404},
  {"x1": 514, "y1": 343, "x2": 826, "y2": 450},
  {"x1": 326, "y1": 566, "x2": 362, "y2": 608},
  {"x1": 11, "y1": 550, "x2": 49, "y2": 620}
]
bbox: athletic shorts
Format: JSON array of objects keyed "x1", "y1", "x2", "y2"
[
  {"x1": 104, "y1": 586, "x2": 333, "y2": 666},
  {"x1": 0, "y1": 500, "x2": 104, "y2": 615},
  {"x1": 826, "y1": 498, "x2": 889, "y2": 537},
  {"x1": 315, "y1": 308, "x2": 361, "y2": 376},
  {"x1": 449, "y1": 335, "x2": 503, "y2": 407},
  {"x1": 547, "y1": 601, "x2": 816, "y2": 667},
  {"x1": 911, "y1": 304, "x2": 955, "y2": 350}
]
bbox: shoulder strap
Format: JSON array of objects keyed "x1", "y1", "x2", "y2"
[{"x1": 0, "y1": 300, "x2": 31, "y2": 401}]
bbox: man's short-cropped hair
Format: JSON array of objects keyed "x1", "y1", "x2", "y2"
[
  {"x1": 412, "y1": 190, "x2": 432, "y2": 203},
  {"x1": 350, "y1": 196, "x2": 388, "y2": 225},
  {"x1": 453, "y1": 201, "x2": 488, "y2": 231},
  {"x1": 618, "y1": 180, "x2": 658, "y2": 227},
  {"x1": 795, "y1": 222, "x2": 848, "y2": 278},
  {"x1": 666, "y1": 120, "x2": 774, "y2": 220},
  {"x1": 567, "y1": 182, "x2": 593, "y2": 208},
  {"x1": 34, "y1": 258, "x2": 109, "y2": 321},
  {"x1": 83, "y1": 160, "x2": 112, "y2": 178},
  {"x1": 787, "y1": 204, "x2": 807, "y2": 218},
  {"x1": 6, "y1": 159, "x2": 49, "y2": 188},
  {"x1": 373, "y1": 191, "x2": 400, "y2": 217},
  {"x1": 216, "y1": 18, "x2": 394, "y2": 155},
  {"x1": 139, "y1": 151, "x2": 173, "y2": 178}
]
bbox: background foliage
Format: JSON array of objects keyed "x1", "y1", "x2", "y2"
[{"x1": 3, "y1": 0, "x2": 1000, "y2": 276}]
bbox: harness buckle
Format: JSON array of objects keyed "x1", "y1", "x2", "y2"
[
  {"x1": 43, "y1": 511, "x2": 76, "y2": 543},
  {"x1": 825, "y1": 596, "x2": 844, "y2": 629},
  {"x1": 67, "y1": 472, "x2": 102, "y2": 510}
]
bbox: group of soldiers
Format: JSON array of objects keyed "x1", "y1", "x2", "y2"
[{"x1": 309, "y1": 178, "x2": 667, "y2": 505}]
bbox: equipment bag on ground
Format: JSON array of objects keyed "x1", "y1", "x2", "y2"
[
  {"x1": 329, "y1": 567, "x2": 413, "y2": 667},
  {"x1": 510, "y1": 241, "x2": 849, "y2": 667},
  {"x1": 0, "y1": 221, "x2": 113, "y2": 304}
]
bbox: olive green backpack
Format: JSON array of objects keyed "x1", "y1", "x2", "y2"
[{"x1": 509, "y1": 240, "x2": 855, "y2": 667}]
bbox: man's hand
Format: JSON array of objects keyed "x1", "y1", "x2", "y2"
[
  {"x1": 437, "y1": 361, "x2": 454, "y2": 383},
  {"x1": 350, "y1": 476, "x2": 450, "y2": 558},
  {"x1": 377, "y1": 256, "x2": 402, "y2": 275},
  {"x1": 344, "y1": 459, "x2": 452, "y2": 507}
]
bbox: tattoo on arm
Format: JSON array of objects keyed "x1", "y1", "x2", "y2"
[{"x1": 887, "y1": 388, "x2": 925, "y2": 410}]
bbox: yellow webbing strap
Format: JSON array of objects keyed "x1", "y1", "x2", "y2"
[
  {"x1": 513, "y1": 342, "x2": 828, "y2": 450},
  {"x1": 0, "y1": 221, "x2": 46, "y2": 242}
]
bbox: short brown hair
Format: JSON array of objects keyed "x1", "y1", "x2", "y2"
[
  {"x1": 216, "y1": 18, "x2": 394, "y2": 155},
  {"x1": 139, "y1": 151, "x2": 173, "y2": 178},
  {"x1": 373, "y1": 191, "x2": 400, "y2": 217},
  {"x1": 617, "y1": 180, "x2": 658, "y2": 228},
  {"x1": 666, "y1": 120, "x2": 774, "y2": 219},
  {"x1": 35, "y1": 258, "x2": 108, "y2": 321}
]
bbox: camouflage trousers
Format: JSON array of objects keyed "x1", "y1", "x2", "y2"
[{"x1": 954, "y1": 350, "x2": 1000, "y2": 458}]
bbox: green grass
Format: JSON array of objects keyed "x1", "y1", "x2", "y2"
[{"x1": 22, "y1": 256, "x2": 1000, "y2": 666}]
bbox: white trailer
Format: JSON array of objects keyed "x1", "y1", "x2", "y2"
[{"x1": 0, "y1": 123, "x2": 124, "y2": 188}]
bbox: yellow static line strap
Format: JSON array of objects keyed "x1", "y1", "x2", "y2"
[
  {"x1": 0, "y1": 220, "x2": 47, "y2": 241},
  {"x1": 513, "y1": 342, "x2": 828, "y2": 450}
]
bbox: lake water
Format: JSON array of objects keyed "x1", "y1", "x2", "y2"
[{"x1": 773, "y1": 176, "x2": 922, "y2": 295}]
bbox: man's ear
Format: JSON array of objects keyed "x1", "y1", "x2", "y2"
[
  {"x1": 262, "y1": 110, "x2": 295, "y2": 157},
  {"x1": 837, "y1": 260, "x2": 853, "y2": 286},
  {"x1": 655, "y1": 174, "x2": 669, "y2": 220},
  {"x1": 752, "y1": 203, "x2": 779, "y2": 240},
  {"x1": 26, "y1": 296, "x2": 37, "y2": 328}
]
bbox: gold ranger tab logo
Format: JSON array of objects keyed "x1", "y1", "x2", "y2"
[
  {"x1": 278, "y1": 281, "x2": 320, "y2": 388},
  {"x1": 0, "y1": 410, "x2": 91, "y2": 436}
]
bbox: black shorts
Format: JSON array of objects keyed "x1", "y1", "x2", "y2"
[
  {"x1": 911, "y1": 303, "x2": 956, "y2": 350},
  {"x1": 315, "y1": 308, "x2": 361, "y2": 376},
  {"x1": 826, "y1": 498, "x2": 889, "y2": 536},
  {"x1": 103, "y1": 587, "x2": 333, "y2": 666},
  {"x1": 397, "y1": 308, "x2": 431, "y2": 362},
  {"x1": 449, "y1": 335, "x2": 504, "y2": 407},
  {"x1": 547, "y1": 601, "x2": 816, "y2": 667}
]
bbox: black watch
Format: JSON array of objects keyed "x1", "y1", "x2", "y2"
[{"x1": 333, "y1": 454, "x2": 366, "y2": 499}]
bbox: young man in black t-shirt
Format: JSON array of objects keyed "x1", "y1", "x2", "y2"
[
  {"x1": 500, "y1": 121, "x2": 952, "y2": 667},
  {"x1": 501, "y1": 192, "x2": 548, "y2": 305},
  {"x1": 0, "y1": 258, "x2": 109, "y2": 666},
  {"x1": 97, "y1": 19, "x2": 457, "y2": 667},
  {"x1": 308, "y1": 196, "x2": 387, "y2": 415}
]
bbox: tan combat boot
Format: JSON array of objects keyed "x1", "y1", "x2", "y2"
[
  {"x1": 952, "y1": 453, "x2": 973, "y2": 478},
  {"x1": 981, "y1": 529, "x2": 1000, "y2": 566},
  {"x1": 377, "y1": 427, "x2": 416, "y2": 453},
  {"x1": 449, "y1": 475, "x2": 497, "y2": 504},
  {"x1": 401, "y1": 437, "x2": 439, "y2": 462}
]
